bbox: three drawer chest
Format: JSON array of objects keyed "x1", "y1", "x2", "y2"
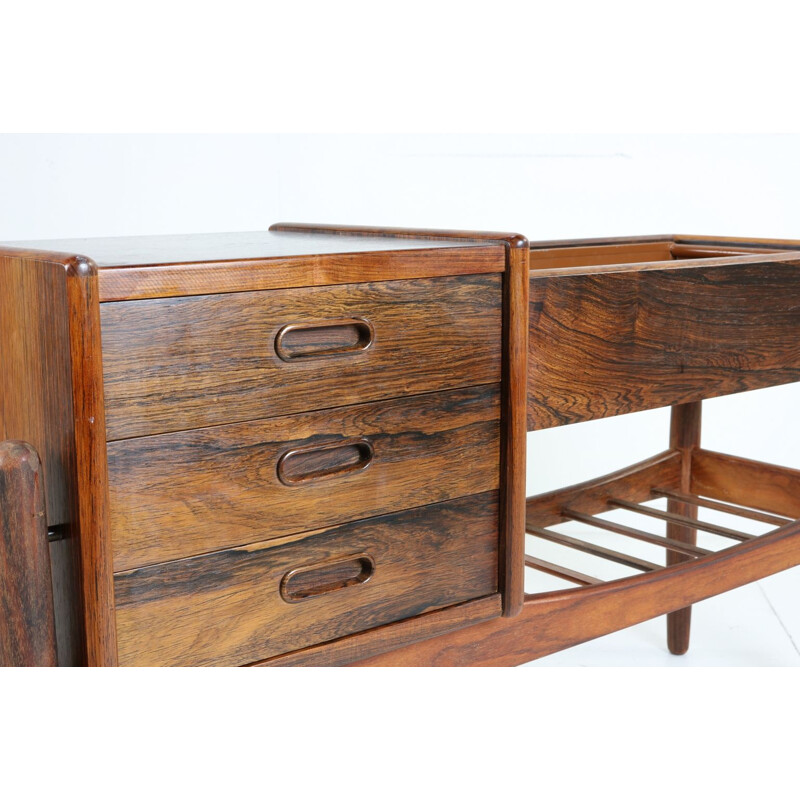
[{"x1": 0, "y1": 225, "x2": 527, "y2": 666}]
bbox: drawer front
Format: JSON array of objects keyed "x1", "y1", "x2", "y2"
[
  {"x1": 113, "y1": 492, "x2": 499, "y2": 666},
  {"x1": 108, "y1": 386, "x2": 500, "y2": 571},
  {"x1": 100, "y1": 274, "x2": 503, "y2": 440}
]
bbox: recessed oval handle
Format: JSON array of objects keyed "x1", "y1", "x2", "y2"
[
  {"x1": 280, "y1": 554, "x2": 375, "y2": 603},
  {"x1": 275, "y1": 318, "x2": 374, "y2": 361},
  {"x1": 277, "y1": 438, "x2": 374, "y2": 486}
]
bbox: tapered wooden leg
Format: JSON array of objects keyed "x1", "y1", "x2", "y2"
[
  {"x1": 0, "y1": 441, "x2": 58, "y2": 666},
  {"x1": 666, "y1": 403, "x2": 702, "y2": 655}
]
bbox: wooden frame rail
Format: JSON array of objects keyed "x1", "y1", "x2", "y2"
[{"x1": 346, "y1": 447, "x2": 800, "y2": 666}]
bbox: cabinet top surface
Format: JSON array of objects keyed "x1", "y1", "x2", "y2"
[{"x1": 1, "y1": 229, "x2": 489, "y2": 268}]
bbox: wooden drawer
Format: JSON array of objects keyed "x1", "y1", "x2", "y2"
[
  {"x1": 108, "y1": 385, "x2": 500, "y2": 570},
  {"x1": 100, "y1": 274, "x2": 502, "y2": 440},
  {"x1": 113, "y1": 492, "x2": 499, "y2": 666}
]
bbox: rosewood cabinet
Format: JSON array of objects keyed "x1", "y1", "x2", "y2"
[{"x1": 1, "y1": 226, "x2": 798, "y2": 666}]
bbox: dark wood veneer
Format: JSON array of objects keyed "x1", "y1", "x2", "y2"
[
  {"x1": 0, "y1": 441, "x2": 57, "y2": 666},
  {"x1": 107, "y1": 385, "x2": 500, "y2": 570},
  {"x1": 100, "y1": 274, "x2": 503, "y2": 440},
  {"x1": 273, "y1": 224, "x2": 530, "y2": 619},
  {"x1": 113, "y1": 492, "x2": 499, "y2": 667},
  {"x1": 3, "y1": 227, "x2": 799, "y2": 667},
  {"x1": 1, "y1": 247, "x2": 116, "y2": 665},
  {"x1": 528, "y1": 259, "x2": 800, "y2": 429}
]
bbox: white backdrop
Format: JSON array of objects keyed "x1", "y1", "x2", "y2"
[{"x1": 1, "y1": 133, "x2": 797, "y2": 663}]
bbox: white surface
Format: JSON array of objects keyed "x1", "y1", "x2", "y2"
[{"x1": 0, "y1": 133, "x2": 797, "y2": 665}]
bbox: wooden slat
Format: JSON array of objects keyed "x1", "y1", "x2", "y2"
[
  {"x1": 526, "y1": 526, "x2": 661, "y2": 571},
  {"x1": 524, "y1": 556, "x2": 602, "y2": 586},
  {"x1": 562, "y1": 509, "x2": 713, "y2": 557},
  {"x1": 674, "y1": 233, "x2": 800, "y2": 251},
  {"x1": 608, "y1": 499, "x2": 755, "y2": 542},
  {"x1": 652, "y1": 488, "x2": 792, "y2": 527},
  {"x1": 669, "y1": 244, "x2": 780, "y2": 259}
]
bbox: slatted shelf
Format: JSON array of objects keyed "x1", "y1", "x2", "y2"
[
  {"x1": 525, "y1": 448, "x2": 800, "y2": 594},
  {"x1": 607, "y1": 499, "x2": 756, "y2": 542},
  {"x1": 562, "y1": 509, "x2": 713, "y2": 557}
]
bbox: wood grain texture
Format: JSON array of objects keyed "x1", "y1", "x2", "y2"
[
  {"x1": 101, "y1": 274, "x2": 502, "y2": 440},
  {"x1": 691, "y1": 449, "x2": 800, "y2": 519},
  {"x1": 666, "y1": 402, "x2": 702, "y2": 655},
  {"x1": 500, "y1": 240, "x2": 529, "y2": 616},
  {"x1": 4, "y1": 229, "x2": 492, "y2": 267},
  {"x1": 526, "y1": 249, "x2": 800, "y2": 280},
  {"x1": 528, "y1": 260, "x2": 800, "y2": 429},
  {"x1": 97, "y1": 247, "x2": 505, "y2": 302},
  {"x1": 674, "y1": 234, "x2": 800, "y2": 251},
  {"x1": 528, "y1": 234, "x2": 676, "y2": 250},
  {"x1": 668, "y1": 244, "x2": 779, "y2": 258},
  {"x1": 0, "y1": 247, "x2": 117, "y2": 665},
  {"x1": 0, "y1": 250, "x2": 73, "y2": 527},
  {"x1": 529, "y1": 241, "x2": 674, "y2": 271},
  {"x1": 65, "y1": 260, "x2": 118, "y2": 665},
  {"x1": 352, "y1": 518, "x2": 800, "y2": 666},
  {"x1": 0, "y1": 441, "x2": 57, "y2": 666},
  {"x1": 526, "y1": 450, "x2": 682, "y2": 528},
  {"x1": 251, "y1": 594, "x2": 502, "y2": 666},
  {"x1": 114, "y1": 492, "x2": 499, "y2": 666},
  {"x1": 108, "y1": 386, "x2": 501, "y2": 570},
  {"x1": 526, "y1": 233, "x2": 800, "y2": 252},
  {"x1": 0, "y1": 247, "x2": 87, "y2": 664},
  {"x1": 270, "y1": 225, "x2": 530, "y2": 619}
]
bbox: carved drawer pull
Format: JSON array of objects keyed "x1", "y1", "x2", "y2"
[
  {"x1": 280, "y1": 554, "x2": 375, "y2": 603},
  {"x1": 275, "y1": 318, "x2": 374, "y2": 361},
  {"x1": 277, "y1": 438, "x2": 374, "y2": 486}
]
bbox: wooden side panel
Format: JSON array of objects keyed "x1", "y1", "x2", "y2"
[
  {"x1": 528, "y1": 260, "x2": 800, "y2": 429},
  {"x1": 691, "y1": 449, "x2": 800, "y2": 519},
  {"x1": 0, "y1": 253, "x2": 73, "y2": 526},
  {"x1": 108, "y1": 386, "x2": 501, "y2": 570},
  {"x1": 0, "y1": 249, "x2": 84, "y2": 665},
  {"x1": 0, "y1": 441, "x2": 57, "y2": 666},
  {"x1": 529, "y1": 241, "x2": 673, "y2": 270},
  {"x1": 114, "y1": 492, "x2": 499, "y2": 666},
  {"x1": 101, "y1": 274, "x2": 503, "y2": 440}
]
